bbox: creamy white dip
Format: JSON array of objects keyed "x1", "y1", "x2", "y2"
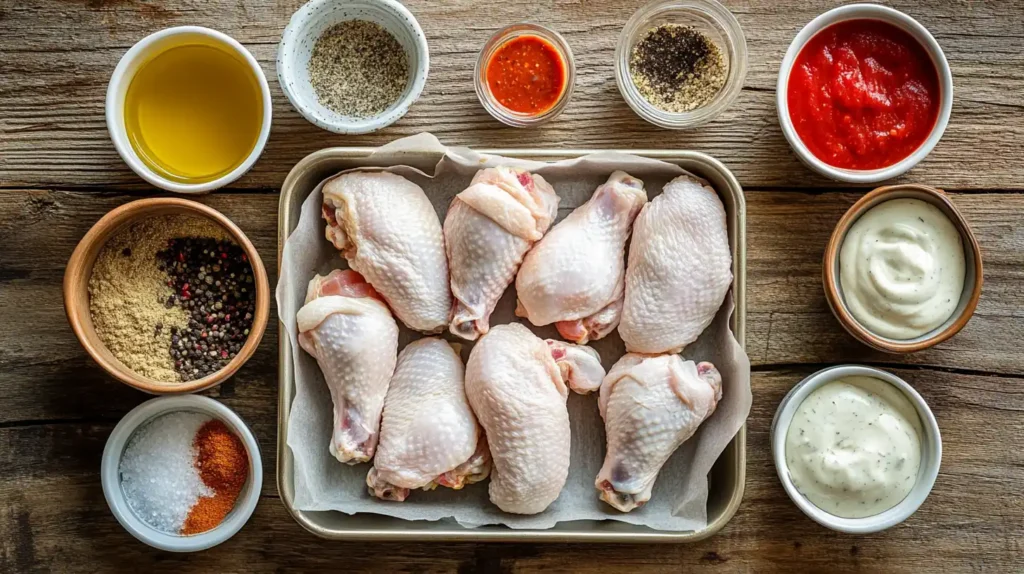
[
  {"x1": 785, "y1": 376, "x2": 923, "y2": 519},
  {"x1": 839, "y1": 198, "x2": 965, "y2": 340}
]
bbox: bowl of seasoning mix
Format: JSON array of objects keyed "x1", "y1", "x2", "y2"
[
  {"x1": 64, "y1": 198, "x2": 270, "y2": 394},
  {"x1": 101, "y1": 395, "x2": 263, "y2": 551},
  {"x1": 771, "y1": 365, "x2": 941, "y2": 533},
  {"x1": 615, "y1": 0, "x2": 747, "y2": 129},
  {"x1": 277, "y1": 0, "x2": 429, "y2": 134},
  {"x1": 777, "y1": 4, "x2": 953, "y2": 183},
  {"x1": 474, "y1": 23, "x2": 576, "y2": 127}
]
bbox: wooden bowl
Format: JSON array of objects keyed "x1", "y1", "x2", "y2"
[
  {"x1": 823, "y1": 184, "x2": 983, "y2": 353},
  {"x1": 64, "y1": 198, "x2": 270, "y2": 394}
]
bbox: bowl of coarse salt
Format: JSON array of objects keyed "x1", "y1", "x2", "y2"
[{"x1": 101, "y1": 395, "x2": 262, "y2": 552}]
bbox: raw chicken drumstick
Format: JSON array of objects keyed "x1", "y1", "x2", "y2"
[
  {"x1": 322, "y1": 171, "x2": 452, "y2": 333},
  {"x1": 297, "y1": 269, "x2": 399, "y2": 464},
  {"x1": 619, "y1": 174, "x2": 732, "y2": 354},
  {"x1": 444, "y1": 167, "x2": 559, "y2": 341},
  {"x1": 367, "y1": 337, "x2": 491, "y2": 501},
  {"x1": 465, "y1": 323, "x2": 605, "y2": 515},
  {"x1": 515, "y1": 171, "x2": 647, "y2": 344},
  {"x1": 596, "y1": 354, "x2": 722, "y2": 512}
]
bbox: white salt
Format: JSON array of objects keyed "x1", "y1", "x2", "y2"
[{"x1": 119, "y1": 411, "x2": 213, "y2": 534}]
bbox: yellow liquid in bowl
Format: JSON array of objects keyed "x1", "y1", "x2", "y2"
[{"x1": 125, "y1": 43, "x2": 264, "y2": 184}]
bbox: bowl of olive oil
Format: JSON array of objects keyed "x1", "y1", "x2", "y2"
[{"x1": 106, "y1": 27, "x2": 272, "y2": 193}]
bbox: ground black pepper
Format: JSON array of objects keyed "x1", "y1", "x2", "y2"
[
  {"x1": 630, "y1": 24, "x2": 726, "y2": 113},
  {"x1": 308, "y1": 20, "x2": 409, "y2": 118},
  {"x1": 157, "y1": 237, "x2": 256, "y2": 381}
]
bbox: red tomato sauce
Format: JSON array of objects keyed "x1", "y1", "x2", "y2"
[
  {"x1": 486, "y1": 35, "x2": 566, "y2": 115},
  {"x1": 787, "y1": 19, "x2": 940, "y2": 170}
]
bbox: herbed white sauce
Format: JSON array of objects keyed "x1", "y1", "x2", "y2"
[
  {"x1": 839, "y1": 198, "x2": 965, "y2": 340},
  {"x1": 785, "y1": 376, "x2": 923, "y2": 519}
]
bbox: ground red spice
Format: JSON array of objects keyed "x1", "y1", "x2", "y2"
[{"x1": 181, "y1": 419, "x2": 249, "y2": 536}]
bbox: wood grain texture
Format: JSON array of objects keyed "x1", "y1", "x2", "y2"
[
  {"x1": 2, "y1": 0, "x2": 1024, "y2": 571},
  {"x1": 1, "y1": 0, "x2": 1023, "y2": 190},
  {"x1": 2, "y1": 189, "x2": 1023, "y2": 571}
]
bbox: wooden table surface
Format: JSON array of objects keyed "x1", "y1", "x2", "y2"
[{"x1": 2, "y1": 0, "x2": 1022, "y2": 571}]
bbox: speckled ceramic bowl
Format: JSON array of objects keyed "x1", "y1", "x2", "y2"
[{"x1": 277, "y1": 0, "x2": 429, "y2": 134}]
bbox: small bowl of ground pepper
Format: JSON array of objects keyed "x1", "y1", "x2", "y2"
[
  {"x1": 277, "y1": 0, "x2": 429, "y2": 134},
  {"x1": 101, "y1": 395, "x2": 262, "y2": 551},
  {"x1": 64, "y1": 198, "x2": 270, "y2": 394},
  {"x1": 616, "y1": 0, "x2": 747, "y2": 129}
]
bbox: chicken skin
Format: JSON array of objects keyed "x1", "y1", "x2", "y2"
[
  {"x1": 596, "y1": 354, "x2": 722, "y2": 512},
  {"x1": 322, "y1": 171, "x2": 452, "y2": 333},
  {"x1": 367, "y1": 338, "x2": 491, "y2": 501},
  {"x1": 464, "y1": 323, "x2": 605, "y2": 515},
  {"x1": 516, "y1": 171, "x2": 647, "y2": 344},
  {"x1": 297, "y1": 269, "x2": 399, "y2": 464},
  {"x1": 619, "y1": 175, "x2": 732, "y2": 354},
  {"x1": 444, "y1": 167, "x2": 559, "y2": 341}
]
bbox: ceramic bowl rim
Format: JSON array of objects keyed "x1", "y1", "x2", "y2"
[
  {"x1": 775, "y1": 4, "x2": 953, "y2": 183},
  {"x1": 105, "y1": 26, "x2": 273, "y2": 194},
  {"x1": 770, "y1": 364, "x2": 942, "y2": 534}
]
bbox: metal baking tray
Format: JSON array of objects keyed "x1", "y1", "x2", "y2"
[{"x1": 277, "y1": 147, "x2": 747, "y2": 542}]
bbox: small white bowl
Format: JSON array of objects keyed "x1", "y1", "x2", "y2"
[
  {"x1": 771, "y1": 365, "x2": 941, "y2": 534},
  {"x1": 277, "y1": 0, "x2": 429, "y2": 134},
  {"x1": 106, "y1": 26, "x2": 273, "y2": 194},
  {"x1": 101, "y1": 395, "x2": 263, "y2": 552},
  {"x1": 776, "y1": 4, "x2": 953, "y2": 183}
]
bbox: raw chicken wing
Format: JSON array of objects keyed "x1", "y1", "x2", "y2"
[
  {"x1": 619, "y1": 175, "x2": 732, "y2": 354},
  {"x1": 297, "y1": 269, "x2": 399, "y2": 464},
  {"x1": 596, "y1": 353, "x2": 722, "y2": 512},
  {"x1": 322, "y1": 171, "x2": 451, "y2": 333},
  {"x1": 465, "y1": 323, "x2": 605, "y2": 515},
  {"x1": 367, "y1": 338, "x2": 491, "y2": 501},
  {"x1": 516, "y1": 171, "x2": 647, "y2": 343},
  {"x1": 444, "y1": 167, "x2": 559, "y2": 340}
]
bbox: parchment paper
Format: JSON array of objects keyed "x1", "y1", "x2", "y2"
[{"x1": 276, "y1": 133, "x2": 752, "y2": 531}]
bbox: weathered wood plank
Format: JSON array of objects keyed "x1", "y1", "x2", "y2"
[
  {"x1": 0, "y1": 368, "x2": 1020, "y2": 572},
  {"x1": 1, "y1": 1, "x2": 1022, "y2": 190}
]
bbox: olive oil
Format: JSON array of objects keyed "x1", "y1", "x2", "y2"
[{"x1": 124, "y1": 43, "x2": 263, "y2": 184}]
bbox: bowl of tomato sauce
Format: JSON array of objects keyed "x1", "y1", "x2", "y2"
[
  {"x1": 777, "y1": 4, "x2": 952, "y2": 183},
  {"x1": 475, "y1": 23, "x2": 575, "y2": 127}
]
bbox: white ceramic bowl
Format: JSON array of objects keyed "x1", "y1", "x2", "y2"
[
  {"x1": 771, "y1": 365, "x2": 941, "y2": 533},
  {"x1": 101, "y1": 395, "x2": 263, "y2": 552},
  {"x1": 106, "y1": 26, "x2": 273, "y2": 194},
  {"x1": 277, "y1": 0, "x2": 429, "y2": 134},
  {"x1": 776, "y1": 4, "x2": 953, "y2": 183}
]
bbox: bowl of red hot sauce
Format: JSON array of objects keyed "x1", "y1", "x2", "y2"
[
  {"x1": 474, "y1": 23, "x2": 575, "y2": 127},
  {"x1": 777, "y1": 4, "x2": 952, "y2": 183}
]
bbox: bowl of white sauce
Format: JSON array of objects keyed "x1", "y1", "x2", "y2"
[
  {"x1": 823, "y1": 184, "x2": 983, "y2": 353},
  {"x1": 771, "y1": 365, "x2": 941, "y2": 533}
]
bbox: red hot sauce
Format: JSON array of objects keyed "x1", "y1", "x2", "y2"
[
  {"x1": 486, "y1": 35, "x2": 566, "y2": 115},
  {"x1": 787, "y1": 19, "x2": 941, "y2": 170}
]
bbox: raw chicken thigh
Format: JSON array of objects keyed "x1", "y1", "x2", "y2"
[
  {"x1": 596, "y1": 354, "x2": 722, "y2": 512},
  {"x1": 322, "y1": 171, "x2": 452, "y2": 333},
  {"x1": 516, "y1": 171, "x2": 647, "y2": 344},
  {"x1": 297, "y1": 269, "x2": 399, "y2": 464},
  {"x1": 444, "y1": 167, "x2": 559, "y2": 341},
  {"x1": 619, "y1": 175, "x2": 732, "y2": 354},
  {"x1": 465, "y1": 323, "x2": 605, "y2": 514},
  {"x1": 367, "y1": 338, "x2": 491, "y2": 501}
]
